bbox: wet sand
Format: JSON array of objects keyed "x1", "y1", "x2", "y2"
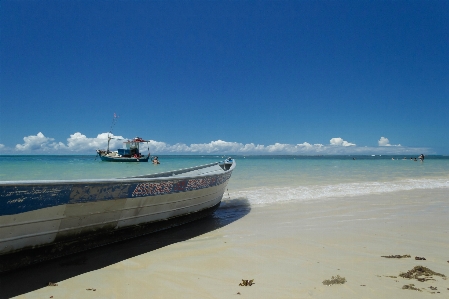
[{"x1": 6, "y1": 188, "x2": 449, "y2": 298}]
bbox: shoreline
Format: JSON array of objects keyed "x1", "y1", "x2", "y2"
[{"x1": 3, "y1": 188, "x2": 449, "y2": 298}]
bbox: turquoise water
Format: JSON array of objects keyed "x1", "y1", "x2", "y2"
[
  {"x1": 0, "y1": 155, "x2": 224, "y2": 181},
  {"x1": 1, "y1": 155, "x2": 448, "y2": 206}
]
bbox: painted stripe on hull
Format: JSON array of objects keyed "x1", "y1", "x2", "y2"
[
  {"x1": 0, "y1": 185, "x2": 72, "y2": 215},
  {"x1": 0, "y1": 170, "x2": 232, "y2": 216}
]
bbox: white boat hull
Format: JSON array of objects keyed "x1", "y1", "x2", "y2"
[{"x1": 0, "y1": 160, "x2": 235, "y2": 271}]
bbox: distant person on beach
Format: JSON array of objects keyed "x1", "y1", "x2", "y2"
[
  {"x1": 152, "y1": 156, "x2": 160, "y2": 164},
  {"x1": 419, "y1": 154, "x2": 425, "y2": 161}
]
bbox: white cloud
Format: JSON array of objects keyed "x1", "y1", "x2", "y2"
[
  {"x1": 5, "y1": 132, "x2": 428, "y2": 155},
  {"x1": 64, "y1": 132, "x2": 125, "y2": 152},
  {"x1": 148, "y1": 141, "x2": 326, "y2": 154},
  {"x1": 15, "y1": 132, "x2": 57, "y2": 151},
  {"x1": 378, "y1": 137, "x2": 401, "y2": 147},
  {"x1": 378, "y1": 136, "x2": 390, "y2": 146},
  {"x1": 329, "y1": 137, "x2": 356, "y2": 147},
  {"x1": 148, "y1": 140, "x2": 266, "y2": 154},
  {"x1": 14, "y1": 132, "x2": 125, "y2": 153},
  {"x1": 0, "y1": 144, "x2": 4, "y2": 150}
]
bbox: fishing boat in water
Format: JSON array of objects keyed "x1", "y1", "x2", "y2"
[
  {"x1": 96, "y1": 136, "x2": 150, "y2": 162},
  {"x1": 96, "y1": 114, "x2": 152, "y2": 162},
  {"x1": 0, "y1": 158, "x2": 236, "y2": 272}
]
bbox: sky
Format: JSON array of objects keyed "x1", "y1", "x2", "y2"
[{"x1": 1, "y1": 0, "x2": 448, "y2": 155}]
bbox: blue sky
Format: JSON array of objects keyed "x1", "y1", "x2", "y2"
[{"x1": 1, "y1": 0, "x2": 448, "y2": 155}]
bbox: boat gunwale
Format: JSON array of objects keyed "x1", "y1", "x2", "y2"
[{"x1": 0, "y1": 160, "x2": 236, "y2": 186}]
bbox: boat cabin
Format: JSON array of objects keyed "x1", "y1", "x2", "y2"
[{"x1": 118, "y1": 137, "x2": 146, "y2": 157}]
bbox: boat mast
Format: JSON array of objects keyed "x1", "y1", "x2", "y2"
[
  {"x1": 107, "y1": 136, "x2": 112, "y2": 153},
  {"x1": 107, "y1": 113, "x2": 119, "y2": 153}
]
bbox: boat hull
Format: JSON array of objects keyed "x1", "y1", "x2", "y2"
[
  {"x1": 0, "y1": 160, "x2": 235, "y2": 272},
  {"x1": 99, "y1": 155, "x2": 149, "y2": 162},
  {"x1": 0, "y1": 202, "x2": 221, "y2": 273}
]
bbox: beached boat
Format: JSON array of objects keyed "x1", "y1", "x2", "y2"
[
  {"x1": 0, "y1": 158, "x2": 235, "y2": 272},
  {"x1": 96, "y1": 136, "x2": 150, "y2": 162}
]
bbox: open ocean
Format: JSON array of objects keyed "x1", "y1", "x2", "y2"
[{"x1": 1, "y1": 155, "x2": 448, "y2": 207}]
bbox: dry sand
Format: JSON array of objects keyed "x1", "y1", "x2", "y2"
[{"x1": 8, "y1": 188, "x2": 449, "y2": 298}]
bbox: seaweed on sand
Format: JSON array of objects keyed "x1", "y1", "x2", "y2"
[
  {"x1": 322, "y1": 275, "x2": 346, "y2": 286},
  {"x1": 402, "y1": 284, "x2": 422, "y2": 292},
  {"x1": 381, "y1": 254, "x2": 411, "y2": 258},
  {"x1": 415, "y1": 256, "x2": 426, "y2": 260},
  {"x1": 239, "y1": 279, "x2": 255, "y2": 286},
  {"x1": 399, "y1": 266, "x2": 446, "y2": 280}
]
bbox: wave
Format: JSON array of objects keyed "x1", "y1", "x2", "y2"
[{"x1": 225, "y1": 178, "x2": 449, "y2": 206}]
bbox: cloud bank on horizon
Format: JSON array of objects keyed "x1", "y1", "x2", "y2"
[
  {"x1": 0, "y1": 132, "x2": 430, "y2": 155},
  {"x1": 378, "y1": 137, "x2": 401, "y2": 147}
]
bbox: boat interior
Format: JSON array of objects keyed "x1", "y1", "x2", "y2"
[{"x1": 129, "y1": 160, "x2": 234, "y2": 179}]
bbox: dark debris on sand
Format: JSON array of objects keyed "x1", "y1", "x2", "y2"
[
  {"x1": 399, "y1": 266, "x2": 446, "y2": 280},
  {"x1": 239, "y1": 279, "x2": 254, "y2": 286},
  {"x1": 402, "y1": 284, "x2": 422, "y2": 292},
  {"x1": 381, "y1": 254, "x2": 411, "y2": 259},
  {"x1": 415, "y1": 256, "x2": 426, "y2": 260},
  {"x1": 322, "y1": 275, "x2": 346, "y2": 286}
]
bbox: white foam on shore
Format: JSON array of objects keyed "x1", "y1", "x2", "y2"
[{"x1": 226, "y1": 178, "x2": 449, "y2": 206}]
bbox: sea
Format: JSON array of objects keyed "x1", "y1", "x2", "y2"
[{"x1": 1, "y1": 155, "x2": 448, "y2": 207}]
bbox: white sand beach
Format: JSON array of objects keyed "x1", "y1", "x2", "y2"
[{"x1": 10, "y1": 188, "x2": 449, "y2": 298}]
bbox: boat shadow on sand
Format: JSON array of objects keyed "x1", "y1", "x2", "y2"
[{"x1": 0, "y1": 197, "x2": 250, "y2": 299}]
